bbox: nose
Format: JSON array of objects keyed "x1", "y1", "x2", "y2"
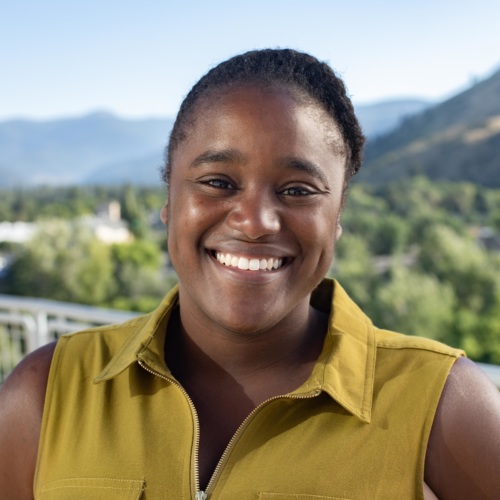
[{"x1": 226, "y1": 190, "x2": 281, "y2": 240}]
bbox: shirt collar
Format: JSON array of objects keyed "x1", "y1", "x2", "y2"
[
  {"x1": 293, "y1": 279, "x2": 375, "y2": 423},
  {"x1": 94, "y1": 279, "x2": 375, "y2": 423},
  {"x1": 93, "y1": 285, "x2": 179, "y2": 383}
]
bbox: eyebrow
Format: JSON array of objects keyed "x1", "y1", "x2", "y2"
[
  {"x1": 191, "y1": 148, "x2": 244, "y2": 167},
  {"x1": 281, "y1": 156, "x2": 329, "y2": 186}
]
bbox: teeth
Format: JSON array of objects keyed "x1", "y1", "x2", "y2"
[
  {"x1": 249, "y1": 259, "x2": 260, "y2": 271},
  {"x1": 215, "y1": 252, "x2": 285, "y2": 271},
  {"x1": 237, "y1": 257, "x2": 249, "y2": 270}
]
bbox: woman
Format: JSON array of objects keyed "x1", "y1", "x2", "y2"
[{"x1": 1, "y1": 49, "x2": 499, "y2": 499}]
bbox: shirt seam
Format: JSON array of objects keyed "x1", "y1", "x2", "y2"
[{"x1": 376, "y1": 342, "x2": 464, "y2": 356}]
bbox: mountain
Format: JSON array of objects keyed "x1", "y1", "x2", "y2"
[
  {"x1": 0, "y1": 112, "x2": 173, "y2": 187},
  {"x1": 0, "y1": 99, "x2": 438, "y2": 187},
  {"x1": 355, "y1": 99, "x2": 431, "y2": 138},
  {"x1": 83, "y1": 152, "x2": 165, "y2": 185},
  {"x1": 359, "y1": 68, "x2": 500, "y2": 186}
]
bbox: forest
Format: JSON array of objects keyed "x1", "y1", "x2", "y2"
[{"x1": 1, "y1": 177, "x2": 500, "y2": 363}]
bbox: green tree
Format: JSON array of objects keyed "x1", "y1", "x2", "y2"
[
  {"x1": 370, "y1": 265, "x2": 456, "y2": 343},
  {"x1": 5, "y1": 220, "x2": 116, "y2": 305},
  {"x1": 442, "y1": 182, "x2": 477, "y2": 217},
  {"x1": 120, "y1": 185, "x2": 148, "y2": 238},
  {"x1": 370, "y1": 215, "x2": 409, "y2": 255},
  {"x1": 330, "y1": 233, "x2": 377, "y2": 309},
  {"x1": 110, "y1": 240, "x2": 171, "y2": 312},
  {"x1": 418, "y1": 225, "x2": 498, "y2": 313}
]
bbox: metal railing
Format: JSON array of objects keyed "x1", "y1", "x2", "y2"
[
  {"x1": 476, "y1": 362, "x2": 500, "y2": 389},
  {"x1": 0, "y1": 294, "x2": 139, "y2": 383},
  {"x1": 1, "y1": 294, "x2": 500, "y2": 388}
]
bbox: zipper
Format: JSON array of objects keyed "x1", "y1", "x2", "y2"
[
  {"x1": 203, "y1": 388, "x2": 321, "y2": 496},
  {"x1": 138, "y1": 360, "x2": 205, "y2": 500},
  {"x1": 139, "y1": 359, "x2": 321, "y2": 499}
]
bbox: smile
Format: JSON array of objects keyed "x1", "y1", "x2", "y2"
[{"x1": 214, "y1": 251, "x2": 285, "y2": 271}]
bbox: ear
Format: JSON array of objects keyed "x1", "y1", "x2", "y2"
[
  {"x1": 160, "y1": 204, "x2": 168, "y2": 226},
  {"x1": 335, "y1": 221, "x2": 342, "y2": 241}
]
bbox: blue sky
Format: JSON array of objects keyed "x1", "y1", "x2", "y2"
[{"x1": 2, "y1": 0, "x2": 500, "y2": 120}]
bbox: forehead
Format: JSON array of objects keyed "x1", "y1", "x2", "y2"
[{"x1": 173, "y1": 84, "x2": 346, "y2": 166}]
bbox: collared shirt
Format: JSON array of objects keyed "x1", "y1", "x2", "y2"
[{"x1": 35, "y1": 279, "x2": 463, "y2": 500}]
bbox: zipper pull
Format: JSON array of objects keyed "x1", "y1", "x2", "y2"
[{"x1": 195, "y1": 491, "x2": 208, "y2": 500}]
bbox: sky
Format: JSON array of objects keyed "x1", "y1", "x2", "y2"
[{"x1": 1, "y1": 0, "x2": 500, "y2": 121}]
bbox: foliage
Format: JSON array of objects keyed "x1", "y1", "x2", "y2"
[
  {"x1": 5, "y1": 221, "x2": 116, "y2": 305},
  {"x1": 0, "y1": 185, "x2": 166, "y2": 223},
  {"x1": 369, "y1": 265, "x2": 457, "y2": 342},
  {"x1": 330, "y1": 177, "x2": 500, "y2": 362},
  {"x1": 109, "y1": 239, "x2": 172, "y2": 312},
  {"x1": 1, "y1": 218, "x2": 176, "y2": 313},
  {"x1": 0, "y1": 325, "x2": 24, "y2": 383}
]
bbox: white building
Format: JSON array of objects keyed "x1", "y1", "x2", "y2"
[
  {"x1": 0, "y1": 221, "x2": 36, "y2": 244},
  {"x1": 0, "y1": 201, "x2": 133, "y2": 246}
]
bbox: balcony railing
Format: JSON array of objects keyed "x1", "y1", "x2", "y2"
[
  {"x1": 1, "y1": 294, "x2": 500, "y2": 388},
  {"x1": 0, "y1": 294, "x2": 139, "y2": 383}
]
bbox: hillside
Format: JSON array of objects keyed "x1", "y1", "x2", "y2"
[
  {"x1": 0, "y1": 101, "x2": 427, "y2": 187},
  {"x1": 0, "y1": 113, "x2": 173, "y2": 187},
  {"x1": 360, "y1": 68, "x2": 500, "y2": 186},
  {"x1": 354, "y1": 99, "x2": 430, "y2": 138}
]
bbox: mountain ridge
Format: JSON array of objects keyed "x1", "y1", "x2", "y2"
[
  {"x1": 360, "y1": 68, "x2": 500, "y2": 186},
  {"x1": 0, "y1": 113, "x2": 173, "y2": 186}
]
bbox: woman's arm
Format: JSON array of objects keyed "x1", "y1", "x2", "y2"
[
  {"x1": 425, "y1": 357, "x2": 500, "y2": 499},
  {"x1": 0, "y1": 342, "x2": 56, "y2": 500}
]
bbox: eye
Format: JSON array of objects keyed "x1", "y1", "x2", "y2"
[
  {"x1": 280, "y1": 186, "x2": 316, "y2": 196},
  {"x1": 200, "y1": 178, "x2": 236, "y2": 190}
]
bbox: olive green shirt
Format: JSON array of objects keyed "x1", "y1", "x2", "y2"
[{"x1": 34, "y1": 279, "x2": 463, "y2": 499}]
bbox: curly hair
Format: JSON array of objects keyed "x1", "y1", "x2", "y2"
[{"x1": 162, "y1": 48, "x2": 365, "y2": 188}]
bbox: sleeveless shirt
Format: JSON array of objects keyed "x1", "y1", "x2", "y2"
[{"x1": 34, "y1": 279, "x2": 463, "y2": 499}]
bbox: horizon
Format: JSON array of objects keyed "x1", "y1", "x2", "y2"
[{"x1": 0, "y1": 96, "x2": 439, "y2": 124}]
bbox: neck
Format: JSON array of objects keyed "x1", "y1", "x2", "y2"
[{"x1": 165, "y1": 300, "x2": 328, "y2": 393}]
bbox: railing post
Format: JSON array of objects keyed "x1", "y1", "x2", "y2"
[
  {"x1": 34, "y1": 310, "x2": 50, "y2": 348},
  {"x1": 21, "y1": 314, "x2": 38, "y2": 353}
]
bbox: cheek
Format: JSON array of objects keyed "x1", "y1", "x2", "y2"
[
  {"x1": 168, "y1": 191, "x2": 223, "y2": 250},
  {"x1": 292, "y1": 205, "x2": 338, "y2": 254},
  {"x1": 316, "y1": 202, "x2": 339, "y2": 235}
]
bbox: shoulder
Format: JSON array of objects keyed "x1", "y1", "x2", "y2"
[
  {"x1": 0, "y1": 341, "x2": 57, "y2": 499},
  {"x1": 375, "y1": 327, "x2": 463, "y2": 357},
  {"x1": 425, "y1": 357, "x2": 500, "y2": 499}
]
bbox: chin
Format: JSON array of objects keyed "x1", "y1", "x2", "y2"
[{"x1": 216, "y1": 314, "x2": 275, "y2": 336}]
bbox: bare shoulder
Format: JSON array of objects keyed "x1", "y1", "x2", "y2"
[
  {"x1": 425, "y1": 357, "x2": 500, "y2": 499},
  {"x1": 0, "y1": 341, "x2": 57, "y2": 500}
]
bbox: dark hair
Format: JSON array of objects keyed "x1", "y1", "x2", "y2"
[{"x1": 162, "y1": 48, "x2": 365, "y2": 188}]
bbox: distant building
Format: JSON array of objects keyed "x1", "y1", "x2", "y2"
[
  {"x1": 79, "y1": 201, "x2": 133, "y2": 244},
  {"x1": 0, "y1": 201, "x2": 133, "y2": 246},
  {"x1": 0, "y1": 221, "x2": 36, "y2": 244},
  {"x1": 476, "y1": 226, "x2": 500, "y2": 251},
  {"x1": 96, "y1": 200, "x2": 122, "y2": 223}
]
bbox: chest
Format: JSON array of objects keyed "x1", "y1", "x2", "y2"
[
  {"x1": 193, "y1": 394, "x2": 252, "y2": 490},
  {"x1": 36, "y1": 363, "x2": 434, "y2": 500},
  {"x1": 37, "y1": 388, "x2": 426, "y2": 499}
]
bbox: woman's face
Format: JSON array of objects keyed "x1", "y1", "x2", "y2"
[{"x1": 164, "y1": 84, "x2": 346, "y2": 335}]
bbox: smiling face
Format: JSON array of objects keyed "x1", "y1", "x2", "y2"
[{"x1": 165, "y1": 84, "x2": 346, "y2": 335}]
